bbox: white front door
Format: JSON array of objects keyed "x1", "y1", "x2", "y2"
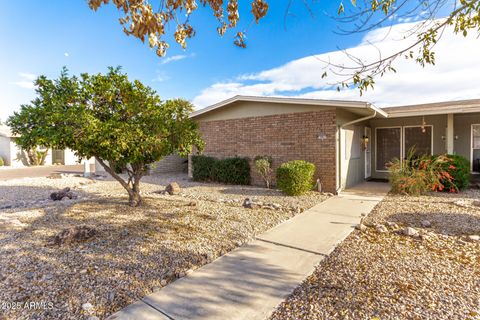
[{"x1": 365, "y1": 127, "x2": 371, "y2": 179}]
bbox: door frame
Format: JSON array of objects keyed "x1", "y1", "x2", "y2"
[{"x1": 471, "y1": 124, "x2": 480, "y2": 173}]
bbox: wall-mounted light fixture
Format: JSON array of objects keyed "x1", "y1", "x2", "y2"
[
  {"x1": 317, "y1": 132, "x2": 327, "y2": 140},
  {"x1": 362, "y1": 135, "x2": 369, "y2": 150},
  {"x1": 442, "y1": 135, "x2": 459, "y2": 140}
]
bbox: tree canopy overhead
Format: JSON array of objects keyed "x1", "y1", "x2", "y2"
[
  {"x1": 88, "y1": 0, "x2": 269, "y2": 56},
  {"x1": 8, "y1": 67, "x2": 203, "y2": 206},
  {"x1": 88, "y1": 0, "x2": 480, "y2": 93}
]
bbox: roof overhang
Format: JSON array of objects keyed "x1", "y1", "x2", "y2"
[
  {"x1": 384, "y1": 99, "x2": 480, "y2": 118},
  {"x1": 190, "y1": 95, "x2": 387, "y2": 118}
]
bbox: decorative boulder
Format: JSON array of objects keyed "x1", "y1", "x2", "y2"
[
  {"x1": 50, "y1": 187, "x2": 76, "y2": 201},
  {"x1": 50, "y1": 225, "x2": 97, "y2": 245},
  {"x1": 242, "y1": 198, "x2": 261, "y2": 209},
  {"x1": 403, "y1": 227, "x2": 419, "y2": 238},
  {"x1": 165, "y1": 182, "x2": 181, "y2": 195}
]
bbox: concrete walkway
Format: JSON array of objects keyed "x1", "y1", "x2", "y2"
[{"x1": 108, "y1": 182, "x2": 389, "y2": 320}]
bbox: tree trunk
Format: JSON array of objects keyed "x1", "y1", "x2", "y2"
[
  {"x1": 128, "y1": 190, "x2": 142, "y2": 207},
  {"x1": 95, "y1": 157, "x2": 144, "y2": 207},
  {"x1": 130, "y1": 175, "x2": 142, "y2": 206}
]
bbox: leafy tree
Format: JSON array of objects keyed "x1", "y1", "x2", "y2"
[
  {"x1": 8, "y1": 67, "x2": 203, "y2": 206},
  {"x1": 88, "y1": 0, "x2": 480, "y2": 93}
]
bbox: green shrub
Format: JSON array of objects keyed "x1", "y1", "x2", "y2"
[
  {"x1": 433, "y1": 154, "x2": 470, "y2": 191},
  {"x1": 214, "y1": 157, "x2": 251, "y2": 185},
  {"x1": 192, "y1": 155, "x2": 216, "y2": 181},
  {"x1": 276, "y1": 160, "x2": 315, "y2": 196},
  {"x1": 192, "y1": 155, "x2": 251, "y2": 185},
  {"x1": 0, "y1": 156, "x2": 4, "y2": 166},
  {"x1": 254, "y1": 156, "x2": 273, "y2": 188}
]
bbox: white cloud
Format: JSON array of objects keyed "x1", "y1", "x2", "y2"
[
  {"x1": 12, "y1": 72, "x2": 37, "y2": 89},
  {"x1": 160, "y1": 53, "x2": 195, "y2": 65},
  {"x1": 64, "y1": 52, "x2": 69, "y2": 57},
  {"x1": 193, "y1": 20, "x2": 480, "y2": 109},
  {"x1": 152, "y1": 70, "x2": 170, "y2": 82}
]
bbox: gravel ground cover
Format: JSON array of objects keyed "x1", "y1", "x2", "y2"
[
  {"x1": 270, "y1": 191, "x2": 480, "y2": 320},
  {"x1": 0, "y1": 173, "x2": 327, "y2": 320}
]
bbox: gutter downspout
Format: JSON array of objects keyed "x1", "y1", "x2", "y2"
[{"x1": 337, "y1": 104, "x2": 380, "y2": 193}]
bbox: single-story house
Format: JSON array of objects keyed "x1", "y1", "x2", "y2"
[
  {"x1": 187, "y1": 96, "x2": 480, "y2": 193},
  {"x1": 0, "y1": 125, "x2": 80, "y2": 167}
]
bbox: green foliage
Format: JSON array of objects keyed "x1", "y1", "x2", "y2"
[
  {"x1": 26, "y1": 147, "x2": 49, "y2": 166},
  {"x1": 7, "y1": 67, "x2": 203, "y2": 206},
  {"x1": 433, "y1": 154, "x2": 470, "y2": 191},
  {"x1": 191, "y1": 155, "x2": 216, "y2": 182},
  {"x1": 276, "y1": 160, "x2": 315, "y2": 196},
  {"x1": 388, "y1": 148, "x2": 469, "y2": 195},
  {"x1": 215, "y1": 157, "x2": 251, "y2": 185},
  {"x1": 0, "y1": 156, "x2": 4, "y2": 166},
  {"x1": 254, "y1": 155, "x2": 273, "y2": 188},
  {"x1": 192, "y1": 155, "x2": 251, "y2": 185}
]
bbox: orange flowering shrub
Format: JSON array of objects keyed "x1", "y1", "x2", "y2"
[{"x1": 388, "y1": 149, "x2": 469, "y2": 195}]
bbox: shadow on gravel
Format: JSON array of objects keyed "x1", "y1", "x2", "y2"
[
  {"x1": 220, "y1": 187, "x2": 285, "y2": 197},
  {"x1": 388, "y1": 211, "x2": 480, "y2": 235},
  {"x1": 1, "y1": 194, "x2": 290, "y2": 319},
  {"x1": 0, "y1": 184, "x2": 102, "y2": 212}
]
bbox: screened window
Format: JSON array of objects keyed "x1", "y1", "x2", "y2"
[
  {"x1": 404, "y1": 126, "x2": 432, "y2": 157},
  {"x1": 472, "y1": 124, "x2": 480, "y2": 149},
  {"x1": 376, "y1": 127, "x2": 401, "y2": 171}
]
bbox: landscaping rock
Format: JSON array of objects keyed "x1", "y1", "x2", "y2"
[
  {"x1": 47, "y1": 173, "x2": 63, "y2": 179},
  {"x1": 50, "y1": 225, "x2": 97, "y2": 245},
  {"x1": 82, "y1": 302, "x2": 94, "y2": 312},
  {"x1": 472, "y1": 200, "x2": 480, "y2": 207},
  {"x1": 43, "y1": 273, "x2": 54, "y2": 280},
  {"x1": 421, "y1": 220, "x2": 432, "y2": 228},
  {"x1": 242, "y1": 198, "x2": 261, "y2": 209},
  {"x1": 165, "y1": 182, "x2": 181, "y2": 195},
  {"x1": 467, "y1": 235, "x2": 479, "y2": 241},
  {"x1": 50, "y1": 187, "x2": 77, "y2": 201},
  {"x1": 385, "y1": 221, "x2": 399, "y2": 229},
  {"x1": 376, "y1": 224, "x2": 388, "y2": 233},
  {"x1": 403, "y1": 227, "x2": 419, "y2": 237},
  {"x1": 356, "y1": 223, "x2": 367, "y2": 232}
]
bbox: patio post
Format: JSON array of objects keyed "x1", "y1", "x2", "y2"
[
  {"x1": 83, "y1": 158, "x2": 91, "y2": 177},
  {"x1": 446, "y1": 113, "x2": 454, "y2": 154}
]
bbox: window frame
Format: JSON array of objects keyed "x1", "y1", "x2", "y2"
[
  {"x1": 402, "y1": 125, "x2": 434, "y2": 158},
  {"x1": 375, "y1": 126, "x2": 402, "y2": 173},
  {"x1": 374, "y1": 125, "x2": 434, "y2": 173}
]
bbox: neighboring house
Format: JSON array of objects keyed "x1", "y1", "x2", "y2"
[
  {"x1": 188, "y1": 96, "x2": 480, "y2": 193},
  {"x1": 0, "y1": 125, "x2": 80, "y2": 167}
]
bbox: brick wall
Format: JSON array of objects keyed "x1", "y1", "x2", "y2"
[
  {"x1": 196, "y1": 110, "x2": 337, "y2": 192},
  {"x1": 150, "y1": 154, "x2": 187, "y2": 174}
]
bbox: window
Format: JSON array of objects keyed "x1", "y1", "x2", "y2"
[
  {"x1": 376, "y1": 127, "x2": 401, "y2": 171},
  {"x1": 404, "y1": 126, "x2": 432, "y2": 157}
]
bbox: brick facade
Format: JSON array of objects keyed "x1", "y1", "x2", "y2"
[
  {"x1": 196, "y1": 110, "x2": 337, "y2": 192},
  {"x1": 149, "y1": 154, "x2": 187, "y2": 174}
]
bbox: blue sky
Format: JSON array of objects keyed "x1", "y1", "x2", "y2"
[{"x1": 1, "y1": 1, "x2": 478, "y2": 121}]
